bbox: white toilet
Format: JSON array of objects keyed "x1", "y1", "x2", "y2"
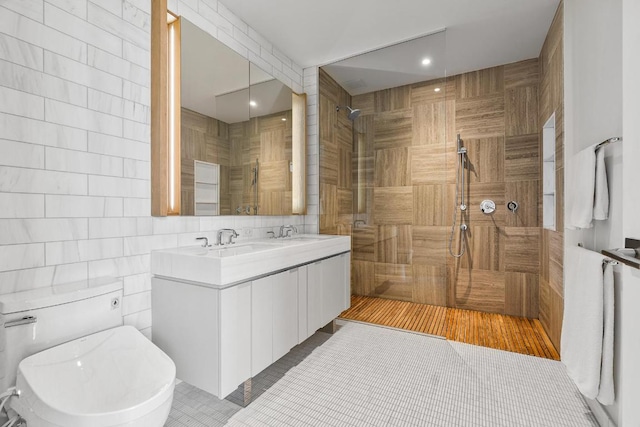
[{"x1": 0, "y1": 278, "x2": 176, "y2": 427}]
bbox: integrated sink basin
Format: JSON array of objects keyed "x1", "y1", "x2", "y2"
[
  {"x1": 151, "y1": 234, "x2": 350, "y2": 288},
  {"x1": 181, "y1": 242, "x2": 280, "y2": 257}
]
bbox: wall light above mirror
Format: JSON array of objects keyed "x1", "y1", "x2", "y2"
[{"x1": 151, "y1": 2, "x2": 306, "y2": 217}]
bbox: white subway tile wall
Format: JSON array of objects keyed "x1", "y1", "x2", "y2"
[{"x1": 0, "y1": 0, "x2": 317, "y2": 337}]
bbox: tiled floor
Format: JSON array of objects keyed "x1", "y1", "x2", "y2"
[{"x1": 166, "y1": 321, "x2": 596, "y2": 427}]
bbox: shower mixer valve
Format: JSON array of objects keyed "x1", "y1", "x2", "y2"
[{"x1": 480, "y1": 200, "x2": 496, "y2": 214}]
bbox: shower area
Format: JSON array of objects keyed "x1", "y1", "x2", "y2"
[{"x1": 318, "y1": 29, "x2": 557, "y2": 358}]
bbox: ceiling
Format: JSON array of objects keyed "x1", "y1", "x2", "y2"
[{"x1": 217, "y1": 0, "x2": 560, "y2": 71}]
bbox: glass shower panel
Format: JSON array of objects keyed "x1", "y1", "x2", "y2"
[{"x1": 321, "y1": 31, "x2": 449, "y2": 327}]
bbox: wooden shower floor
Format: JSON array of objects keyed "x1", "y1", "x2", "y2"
[{"x1": 339, "y1": 295, "x2": 559, "y2": 360}]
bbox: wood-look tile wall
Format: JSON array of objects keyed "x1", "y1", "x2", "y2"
[
  {"x1": 538, "y1": 2, "x2": 564, "y2": 350},
  {"x1": 320, "y1": 58, "x2": 543, "y2": 318},
  {"x1": 181, "y1": 108, "x2": 231, "y2": 215}
]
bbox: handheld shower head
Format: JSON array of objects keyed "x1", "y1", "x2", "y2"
[{"x1": 336, "y1": 105, "x2": 361, "y2": 120}]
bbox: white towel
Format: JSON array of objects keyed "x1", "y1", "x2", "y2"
[
  {"x1": 567, "y1": 144, "x2": 597, "y2": 229},
  {"x1": 597, "y1": 262, "x2": 615, "y2": 404},
  {"x1": 593, "y1": 147, "x2": 610, "y2": 220},
  {"x1": 561, "y1": 246, "x2": 615, "y2": 403}
]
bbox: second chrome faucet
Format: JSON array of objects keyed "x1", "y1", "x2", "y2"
[{"x1": 216, "y1": 228, "x2": 239, "y2": 245}]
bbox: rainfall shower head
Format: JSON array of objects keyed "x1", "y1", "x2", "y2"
[{"x1": 336, "y1": 105, "x2": 361, "y2": 120}]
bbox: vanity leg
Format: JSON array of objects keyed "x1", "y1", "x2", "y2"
[
  {"x1": 242, "y1": 378, "x2": 252, "y2": 406},
  {"x1": 320, "y1": 319, "x2": 337, "y2": 334}
]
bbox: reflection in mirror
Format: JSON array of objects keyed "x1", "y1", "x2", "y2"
[{"x1": 179, "y1": 18, "x2": 292, "y2": 216}]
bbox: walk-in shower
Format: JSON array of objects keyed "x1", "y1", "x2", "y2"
[
  {"x1": 448, "y1": 134, "x2": 468, "y2": 258},
  {"x1": 336, "y1": 105, "x2": 361, "y2": 120}
]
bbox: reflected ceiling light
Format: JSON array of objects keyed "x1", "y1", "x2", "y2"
[
  {"x1": 249, "y1": 100, "x2": 257, "y2": 107},
  {"x1": 281, "y1": 117, "x2": 287, "y2": 121},
  {"x1": 421, "y1": 58, "x2": 431, "y2": 66},
  {"x1": 434, "y1": 87, "x2": 441, "y2": 92}
]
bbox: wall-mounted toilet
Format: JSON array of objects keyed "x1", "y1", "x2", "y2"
[{"x1": 0, "y1": 278, "x2": 176, "y2": 427}]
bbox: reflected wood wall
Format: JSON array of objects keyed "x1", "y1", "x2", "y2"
[
  {"x1": 320, "y1": 58, "x2": 543, "y2": 318},
  {"x1": 228, "y1": 110, "x2": 293, "y2": 216},
  {"x1": 181, "y1": 108, "x2": 231, "y2": 215},
  {"x1": 181, "y1": 108, "x2": 293, "y2": 216},
  {"x1": 538, "y1": 2, "x2": 564, "y2": 350}
]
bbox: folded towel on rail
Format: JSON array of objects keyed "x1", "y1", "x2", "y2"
[
  {"x1": 567, "y1": 143, "x2": 610, "y2": 229},
  {"x1": 561, "y1": 245, "x2": 615, "y2": 404}
]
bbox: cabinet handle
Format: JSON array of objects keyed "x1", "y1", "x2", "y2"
[{"x1": 4, "y1": 316, "x2": 37, "y2": 328}]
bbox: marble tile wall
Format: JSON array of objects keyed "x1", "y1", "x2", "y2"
[{"x1": 0, "y1": 0, "x2": 311, "y2": 338}]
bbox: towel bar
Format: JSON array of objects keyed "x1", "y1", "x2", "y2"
[{"x1": 595, "y1": 137, "x2": 622, "y2": 150}]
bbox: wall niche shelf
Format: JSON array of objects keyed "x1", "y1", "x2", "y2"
[
  {"x1": 542, "y1": 113, "x2": 556, "y2": 231},
  {"x1": 194, "y1": 160, "x2": 219, "y2": 216}
]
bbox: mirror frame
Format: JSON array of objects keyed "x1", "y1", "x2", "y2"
[{"x1": 151, "y1": 0, "x2": 306, "y2": 217}]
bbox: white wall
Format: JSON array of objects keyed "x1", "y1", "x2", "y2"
[
  {"x1": 565, "y1": 0, "x2": 640, "y2": 425},
  {"x1": 618, "y1": 0, "x2": 640, "y2": 425},
  {"x1": 0, "y1": 0, "x2": 313, "y2": 338}
]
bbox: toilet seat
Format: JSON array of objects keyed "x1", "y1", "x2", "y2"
[{"x1": 11, "y1": 326, "x2": 176, "y2": 427}]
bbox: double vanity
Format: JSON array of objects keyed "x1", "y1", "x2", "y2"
[{"x1": 151, "y1": 234, "x2": 351, "y2": 399}]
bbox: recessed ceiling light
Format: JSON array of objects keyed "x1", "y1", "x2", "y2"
[
  {"x1": 249, "y1": 100, "x2": 257, "y2": 107},
  {"x1": 421, "y1": 58, "x2": 431, "y2": 66},
  {"x1": 434, "y1": 87, "x2": 441, "y2": 92}
]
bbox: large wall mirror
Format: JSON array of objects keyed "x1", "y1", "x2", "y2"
[
  {"x1": 150, "y1": 5, "x2": 305, "y2": 217},
  {"x1": 180, "y1": 18, "x2": 294, "y2": 216}
]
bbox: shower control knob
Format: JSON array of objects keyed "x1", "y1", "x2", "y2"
[
  {"x1": 460, "y1": 204, "x2": 467, "y2": 211},
  {"x1": 460, "y1": 224, "x2": 468, "y2": 231},
  {"x1": 480, "y1": 200, "x2": 496, "y2": 214},
  {"x1": 507, "y1": 201, "x2": 519, "y2": 212}
]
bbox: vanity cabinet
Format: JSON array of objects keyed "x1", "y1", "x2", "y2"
[{"x1": 152, "y1": 252, "x2": 350, "y2": 399}]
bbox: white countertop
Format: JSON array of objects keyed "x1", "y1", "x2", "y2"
[{"x1": 151, "y1": 234, "x2": 351, "y2": 288}]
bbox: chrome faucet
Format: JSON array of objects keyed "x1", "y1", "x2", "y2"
[
  {"x1": 216, "y1": 228, "x2": 239, "y2": 245},
  {"x1": 279, "y1": 225, "x2": 298, "y2": 238},
  {"x1": 196, "y1": 237, "x2": 211, "y2": 247}
]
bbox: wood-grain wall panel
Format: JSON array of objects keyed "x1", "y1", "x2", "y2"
[
  {"x1": 373, "y1": 187, "x2": 413, "y2": 224},
  {"x1": 413, "y1": 185, "x2": 444, "y2": 226},
  {"x1": 376, "y1": 225, "x2": 412, "y2": 264},
  {"x1": 504, "y1": 227, "x2": 540, "y2": 273},
  {"x1": 453, "y1": 269, "x2": 505, "y2": 313},
  {"x1": 456, "y1": 226, "x2": 504, "y2": 272},
  {"x1": 352, "y1": 226, "x2": 376, "y2": 262},
  {"x1": 373, "y1": 263, "x2": 413, "y2": 301},
  {"x1": 351, "y1": 261, "x2": 375, "y2": 296},
  {"x1": 455, "y1": 94, "x2": 505, "y2": 139},
  {"x1": 375, "y1": 148, "x2": 410, "y2": 187},
  {"x1": 373, "y1": 110, "x2": 413, "y2": 150},
  {"x1": 412, "y1": 226, "x2": 448, "y2": 266},
  {"x1": 504, "y1": 58, "x2": 539, "y2": 89},
  {"x1": 411, "y1": 143, "x2": 455, "y2": 184},
  {"x1": 411, "y1": 78, "x2": 455, "y2": 104},
  {"x1": 505, "y1": 86, "x2": 538, "y2": 137},
  {"x1": 505, "y1": 272, "x2": 539, "y2": 318},
  {"x1": 464, "y1": 137, "x2": 505, "y2": 183},
  {"x1": 456, "y1": 67, "x2": 504, "y2": 99},
  {"x1": 505, "y1": 180, "x2": 539, "y2": 227},
  {"x1": 352, "y1": 92, "x2": 375, "y2": 116},
  {"x1": 505, "y1": 134, "x2": 540, "y2": 181},
  {"x1": 412, "y1": 101, "x2": 454, "y2": 146},
  {"x1": 413, "y1": 265, "x2": 447, "y2": 306},
  {"x1": 375, "y1": 85, "x2": 411, "y2": 113}
]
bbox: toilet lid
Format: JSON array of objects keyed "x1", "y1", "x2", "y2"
[{"x1": 17, "y1": 326, "x2": 176, "y2": 425}]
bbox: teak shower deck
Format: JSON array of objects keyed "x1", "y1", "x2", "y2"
[{"x1": 340, "y1": 295, "x2": 559, "y2": 360}]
